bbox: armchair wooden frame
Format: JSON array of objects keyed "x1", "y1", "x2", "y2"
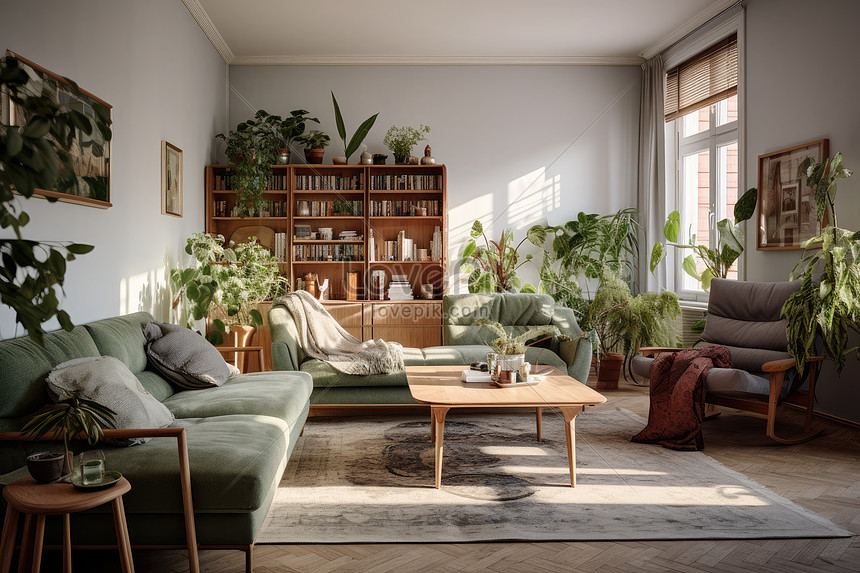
[
  {"x1": 638, "y1": 347, "x2": 824, "y2": 445},
  {"x1": 0, "y1": 428, "x2": 201, "y2": 573}
]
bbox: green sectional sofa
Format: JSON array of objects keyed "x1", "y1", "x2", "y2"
[
  {"x1": 269, "y1": 293, "x2": 593, "y2": 406},
  {"x1": 0, "y1": 312, "x2": 312, "y2": 571}
]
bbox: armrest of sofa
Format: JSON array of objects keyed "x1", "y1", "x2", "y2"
[
  {"x1": 567, "y1": 334, "x2": 593, "y2": 383},
  {"x1": 268, "y1": 304, "x2": 301, "y2": 371},
  {"x1": 550, "y1": 306, "x2": 583, "y2": 339},
  {"x1": 0, "y1": 427, "x2": 200, "y2": 573}
]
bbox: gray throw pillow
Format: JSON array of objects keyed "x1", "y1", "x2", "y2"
[
  {"x1": 47, "y1": 356, "x2": 175, "y2": 446},
  {"x1": 144, "y1": 321, "x2": 238, "y2": 389}
]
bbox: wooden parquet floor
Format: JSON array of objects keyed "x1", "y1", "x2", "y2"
[{"x1": 38, "y1": 376, "x2": 860, "y2": 572}]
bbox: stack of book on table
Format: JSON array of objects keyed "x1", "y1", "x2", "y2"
[{"x1": 388, "y1": 274, "x2": 414, "y2": 301}]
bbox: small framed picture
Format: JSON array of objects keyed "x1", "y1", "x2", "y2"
[
  {"x1": 757, "y1": 138, "x2": 828, "y2": 250},
  {"x1": 162, "y1": 140, "x2": 182, "y2": 217}
]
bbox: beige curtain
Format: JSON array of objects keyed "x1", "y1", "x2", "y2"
[{"x1": 637, "y1": 55, "x2": 668, "y2": 293}]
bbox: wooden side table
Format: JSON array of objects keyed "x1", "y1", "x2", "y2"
[{"x1": 0, "y1": 476, "x2": 134, "y2": 573}]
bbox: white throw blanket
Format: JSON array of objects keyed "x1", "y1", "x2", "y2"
[{"x1": 275, "y1": 291, "x2": 404, "y2": 375}]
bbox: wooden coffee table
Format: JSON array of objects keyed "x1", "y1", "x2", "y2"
[{"x1": 406, "y1": 365, "x2": 606, "y2": 488}]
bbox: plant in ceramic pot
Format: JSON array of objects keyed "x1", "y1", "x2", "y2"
[
  {"x1": 331, "y1": 92, "x2": 378, "y2": 164},
  {"x1": 257, "y1": 109, "x2": 319, "y2": 164},
  {"x1": 528, "y1": 208, "x2": 640, "y2": 325},
  {"x1": 460, "y1": 220, "x2": 536, "y2": 293},
  {"x1": 782, "y1": 153, "x2": 858, "y2": 375},
  {"x1": 383, "y1": 124, "x2": 430, "y2": 164},
  {"x1": 475, "y1": 319, "x2": 559, "y2": 376},
  {"x1": 298, "y1": 129, "x2": 330, "y2": 164},
  {"x1": 170, "y1": 232, "x2": 287, "y2": 345},
  {"x1": 216, "y1": 110, "x2": 280, "y2": 216},
  {"x1": 588, "y1": 268, "x2": 680, "y2": 388},
  {"x1": 1, "y1": 54, "x2": 104, "y2": 344},
  {"x1": 22, "y1": 392, "x2": 116, "y2": 479}
]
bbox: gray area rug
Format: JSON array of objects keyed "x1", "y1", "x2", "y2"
[{"x1": 258, "y1": 408, "x2": 850, "y2": 543}]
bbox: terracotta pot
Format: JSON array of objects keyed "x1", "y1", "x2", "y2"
[
  {"x1": 596, "y1": 352, "x2": 624, "y2": 389},
  {"x1": 226, "y1": 325, "x2": 256, "y2": 373},
  {"x1": 305, "y1": 148, "x2": 324, "y2": 164}
]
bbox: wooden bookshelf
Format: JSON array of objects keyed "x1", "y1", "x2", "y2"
[{"x1": 204, "y1": 164, "x2": 447, "y2": 347}]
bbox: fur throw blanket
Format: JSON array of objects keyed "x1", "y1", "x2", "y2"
[
  {"x1": 275, "y1": 291, "x2": 404, "y2": 375},
  {"x1": 631, "y1": 346, "x2": 732, "y2": 451}
]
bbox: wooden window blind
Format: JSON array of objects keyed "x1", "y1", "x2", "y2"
[{"x1": 665, "y1": 35, "x2": 737, "y2": 122}]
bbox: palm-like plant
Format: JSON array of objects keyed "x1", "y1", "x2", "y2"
[{"x1": 22, "y1": 392, "x2": 116, "y2": 464}]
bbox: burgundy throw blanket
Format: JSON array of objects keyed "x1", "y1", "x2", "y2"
[{"x1": 631, "y1": 346, "x2": 732, "y2": 451}]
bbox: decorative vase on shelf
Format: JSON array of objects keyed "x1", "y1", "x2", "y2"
[
  {"x1": 372, "y1": 154, "x2": 387, "y2": 165},
  {"x1": 359, "y1": 146, "x2": 373, "y2": 165},
  {"x1": 420, "y1": 145, "x2": 436, "y2": 165},
  {"x1": 275, "y1": 149, "x2": 290, "y2": 165},
  {"x1": 305, "y1": 149, "x2": 324, "y2": 164},
  {"x1": 394, "y1": 154, "x2": 409, "y2": 165},
  {"x1": 332, "y1": 156, "x2": 348, "y2": 165}
]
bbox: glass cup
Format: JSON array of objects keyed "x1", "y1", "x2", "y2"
[{"x1": 80, "y1": 450, "x2": 105, "y2": 485}]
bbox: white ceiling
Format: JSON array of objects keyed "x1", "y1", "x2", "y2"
[{"x1": 185, "y1": 0, "x2": 736, "y2": 65}]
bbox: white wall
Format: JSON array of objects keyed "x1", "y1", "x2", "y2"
[
  {"x1": 745, "y1": 0, "x2": 860, "y2": 421},
  {"x1": 0, "y1": 0, "x2": 227, "y2": 340},
  {"x1": 226, "y1": 65, "x2": 641, "y2": 291}
]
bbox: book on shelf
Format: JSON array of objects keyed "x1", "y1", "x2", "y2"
[
  {"x1": 295, "y1": 174, "x2": 362, "y2": 191},
  {"x1": 388, "y1": 274, "x2": 414, "y2": 301},
  {"x1": 213, "y1": 173, "x2": 289, "y2": 191},
  {"x1": 292, "y1": 243, "x2": 364, "y2": 262},
  {"x1": 370, "y1": 270, "x2": 386, "y2": 300},
  {"x1": 431, "y1": 226, "x2": 442, "y2": 262},
  {"x1": 273, "y1": 232, "x2": 288, "y2": 262},
  {"x1": 369, "y1": 174, "x2": 442, "y2": 191},
  {"x1": 295, "y1": 200, "x2": 363, "y2": 217},
  {"x1": 369, "y1": 200, "x2": 441, "y2": 217}
]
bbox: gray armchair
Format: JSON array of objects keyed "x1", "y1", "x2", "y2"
[{"x1": 633, "y1": 278, "x2": 822, "y2": 444}]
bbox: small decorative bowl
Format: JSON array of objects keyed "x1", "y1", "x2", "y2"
[{"x1": 26, "y1": 452, "x2": 66, "y2": 484}]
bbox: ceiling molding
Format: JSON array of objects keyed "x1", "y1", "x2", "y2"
[
  {"x1": 640, "y1": 0, "x2": 739, "y2": 60},
  {"x1": 229, "y1": 55, "x2": 645, "y2": 66},
  {"x1": 181, "y1": 0, "x2": 234, "y2": 64}
]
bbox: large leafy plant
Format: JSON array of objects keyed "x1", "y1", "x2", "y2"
[
  {"x1": 171, "y1": 233, "x2": 286, "y2": 344},
  {"x1": 22, "y1": 392, "x2": 116, "y2": 461},
  {"x1": 383, "y1": 124, "x2": 430, "y2": 158},
  {"x1": 782, "y1": 153, "x2": 858, "y2": 375},
  {"x1": 460, "y1": 220, "x2": 535, "y2": 293},
  {"x1": 528, "y1": 209, "x2": 640, "y2": 324},
  {"x1": 216, "y1": 110, "x2": 280, "y2": 216},
  {"x1": 331, "y1": 92, "x2": 378, "y2": 163},
  {"x1": 257, "y1": 109, "x2": 319, "y2": 153},
  {"x1": 1, "y1": 55, "x2": 103, "y2": 344},
  {"x1": 474, "y1": 319, "x2": 559, "y2": 355},
  {"x1": 588, "y1": 269, "x2": 680, "y2": 363},
  {"x1": 650, "y1": 187, "x2": 757, "y2": 291}
]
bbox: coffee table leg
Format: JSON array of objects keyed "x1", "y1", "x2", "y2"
[
  {"x1": 432, "y1": 406, "x2": 449, "y2": 488},
  {"x1": 560, "y1": 407, "x2": 580, "y2": 487},
  {"x1": 0, "y1": 504, "x2": 19, "y2": 573},
  {"x1": 535, "y1": 407, "x2": 543, "y2": 442},
  {"x1": 430, "y1": 413, "x2": 435, "y2": 443}
]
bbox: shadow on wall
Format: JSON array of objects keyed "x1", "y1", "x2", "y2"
[
  {"x1": 119, "y1": 258, "x2": 172, "y2": 321},
  {"x1": 447, "y1": 166, "x2": 561, "y2": 292}
]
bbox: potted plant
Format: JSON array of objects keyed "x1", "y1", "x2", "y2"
[
  {"x1": 460, "y1": 220, "x2": 536, "y2": 293},
  {"x1": 170, "y1": 232, "x2": 287, "y2": 346},
  {"x1": 475, "y1": 319, "x2": 559, "y2": 375},
  {"x1": 588, "y1": 269, "x2": 680, "y2": 389},
  {"x1": 528, "y1": 208, "x2": 640, "y2": 324},
  {"x1": 298, "y1": 129, "x2": 330, "y2": 164},
  {"x1": 257, "y1": 109, "x2": 319, "y2": 164},
  {"x1": 650, "y1": 187, "x2": 758, "y2": 291},
  {"x1": 1, "y1": 54, "x2": 102, "y2": 344},
  {"x1": 331, "y1": 92, "x2": 378, "y2": 164},
  {"x1": 383, "y1": 124, "x2": 431, "y2": 164},
  {"x1": 215, "y1": 110, "x2": 280, "y2": 217},
  {"x1": 782, "y1": 153, "x2": 858, "y2": 375},
  {"x1": 22, "y1": 392, "x2": 116, "y2": 477}
]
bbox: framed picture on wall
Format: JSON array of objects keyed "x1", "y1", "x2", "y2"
[
  {"x1": 757, "y1": 138, "x2": 828, "y2": 250},
  {"x1": 161, "y1": 140, "x2": 182, "y2": 217},
  {"x1": 2, "y1": 50, "x2": 113, "y2": 208}
]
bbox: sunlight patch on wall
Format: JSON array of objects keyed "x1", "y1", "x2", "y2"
[
  {"x1": 119, "y1": 267, "x2": 169, "y2": 319},
  {"x1": 506, "y1": 167, "x2": 561, "y2": 231}
]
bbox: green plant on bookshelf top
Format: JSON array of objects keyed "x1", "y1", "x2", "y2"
[
  {"x1": 331, "y1": 92, "x2": 378, "y2": 163},
  {"x1": 297, "y1": 129, "x2": 330, "y2": 150},
  {"x1": 257, "y1": 109, "x2": 319, "y2": 155},
  {"x1": 383, "y1": 124, "x2": 430, "y2": 163},
  {"x1": 171, "y1": 232, "x2": 287, "y2": 344},
  {"x1": 216, "y1": 110, "x2": 280, "y2": 217}
]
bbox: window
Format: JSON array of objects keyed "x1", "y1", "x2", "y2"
[{"x1": 665, "y1": 34, "x2": 740, "y2": 299}]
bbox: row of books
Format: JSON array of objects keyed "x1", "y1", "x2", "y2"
[
  {"x1": 387, "y1": 274, "x2": 414, "y2": 301},
  {"x1": 292, "y1": 244, "x2": 365, "y2": 262},
  {"x1": 212, "y1": 201, "x2": 288, "y2": 218},
  {"x1": 369, "y1": 174, "x2": 442, "y2": 191},
  {"x1": 212, "y1": 174, "x2": 288, "y2": 191},
  {"x1": 295, "y1": 174, "x2": 362, "y2": 191},
  {"x1": 272, "y1": 233, "x2": 289, "y2": 262},
  {"x1": 369, "y1": 200, "x2": 441, "y2": 217},
  {"x1": 381, "y1": 230, "x2": 423, "y2": 262},
  {"x1": 296, "y1": 200, "x2": 364, "y2": 217}
]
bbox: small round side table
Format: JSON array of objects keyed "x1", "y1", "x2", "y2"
[{"x1": 0, "y1": 476, "x2": 134, "y2": 573}]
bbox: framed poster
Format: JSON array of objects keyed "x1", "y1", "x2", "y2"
[
  {"x1": 3, "y1": 51, "x2": 112, "y2": 208},
  {"x1": 757, "y1": 139, "x2": 828, "y2": 250},
  {"x1": 162, "y1": 140, "x2": 182, "y2": 217}
]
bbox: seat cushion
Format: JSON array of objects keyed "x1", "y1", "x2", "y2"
[
  {"x1": 98, "y1": 414, "x2": 290, "y2": 513},
  {"x1": 162, "y1": 371, "x2": 312, "y2": 425}
]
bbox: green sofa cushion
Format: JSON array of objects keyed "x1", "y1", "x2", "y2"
[
  {"x1": 162, "y1": 371, "x2": 312, "y2": 426},
  {"x1": 135, "y1": 370, "x2": 177, "y2": 403},
  {"x1": 0, "y1": 325, "x2": 99, "y2": 418},
  {"x1": 95, "y1": 414, "x2": 289, "y2": 513},
  {"x1": 443, "y1": 293, "x2": 558, "y2": 345},
  {"x1": 310, "y1": 385, "x2": 417, "y2": 405},
  {"x1": 84, "y1": 312, "x2": 152, "y2": 375},
  {"x1": 302, "y1": 359, "x2": 409, "y2": 389}
]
